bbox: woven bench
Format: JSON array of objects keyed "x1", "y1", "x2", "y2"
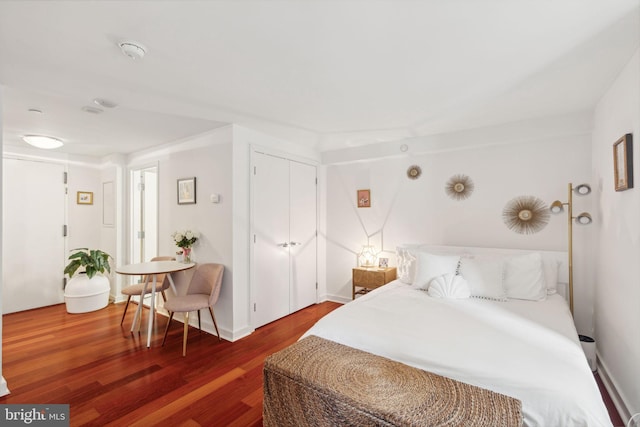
[{"x1": 263, "y1": 335, "x2": 522, "y2": 427}]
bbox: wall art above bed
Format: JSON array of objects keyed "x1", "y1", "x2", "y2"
[
  {"x1": 502, "y1": 195, "x2": 549, "y2": 234},
  {"x1": 357, "y1": 189, "x2": 371, "y2": 208},
  {"x1": 445, "y1": 174, "x2": 474, "y2": 201}
]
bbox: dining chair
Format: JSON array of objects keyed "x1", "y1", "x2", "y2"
[
  {"x1": 162, "y1": 263, "x2": 224, "y2": 356},
  {"x1": 120, "y1": 256, "x2": 176, "y2": 325}
]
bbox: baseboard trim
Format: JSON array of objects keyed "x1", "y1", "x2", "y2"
[{"x1": 597, "y1": 350, "x2": 632, "y2": 424}]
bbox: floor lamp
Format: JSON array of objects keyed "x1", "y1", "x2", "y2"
[{"x1": 550, "y1": 183, "x2": 592, "y2": 315}]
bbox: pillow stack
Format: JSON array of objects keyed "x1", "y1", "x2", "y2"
[{"x1": 400, "y1": 248, "x2": 556, "y2": 302}]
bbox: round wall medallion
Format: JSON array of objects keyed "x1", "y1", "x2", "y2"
[
  {"x1": 502, "y1": 196, "x2": 550, "y2": 235},
  {"x1": 407, "y1": 165, "x2": 422, "y2": 180},
  {"x1": 445, "y1": 174, "x2": 474, "y2": 201}
]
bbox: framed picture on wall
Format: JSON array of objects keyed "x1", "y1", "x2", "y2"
[
  {"x1": 177, "y1": 177, "x2": 197, "y2": 204},
  {"x1": 77, "y1": 191, "x2": 93, "y2": 205},
  {"x1": 357, "y1": 189, "x2": 371, "y2": 208},
  {"x1": 613, "y1": 133, "x2": 633, "y2": 192}
]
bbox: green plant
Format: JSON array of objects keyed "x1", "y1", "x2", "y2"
[{"x1": 64, "y1": 248, "x2": 112, "y2": 279}]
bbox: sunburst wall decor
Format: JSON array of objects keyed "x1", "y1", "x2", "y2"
[
  {"x1": 407, "y1": 165, "x2": 422, "y2": 180},
  {"x1": 445, "y1": 174, "x2": 474, "y2": 200},
  {"x1": 502, "y1": 195, "x2": 550, "y2": 235}
]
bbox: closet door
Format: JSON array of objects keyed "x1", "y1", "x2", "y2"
[
  {"x1": 2, "y1": 158, "x2": 66, "y2": 313},
  {"x1": 289, "y1": 160, "x2": 317, "y2": 312},
  {"x1": 252, "y1": 153, "x2": 291, "y2": 328},
  {"x1": 252, "y1": 152, "x2": 317, "y2": 329}
]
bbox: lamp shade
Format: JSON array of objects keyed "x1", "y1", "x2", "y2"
[
  {"x1": 574, "y1": 184, "x2": 592, "y2": 195},
  {"x1": 575, "y1": 212, "x2": 592, "y2": 225},
  {"x1": 550, "y1": 201, "x2": 564, "y2": 214},
  {"x1": 358, "y1": 245, "x2": 377, "y2": 267}
]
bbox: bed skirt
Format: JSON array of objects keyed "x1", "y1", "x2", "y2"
[{"x1": 263, "y1": 335, "x2": 522, "y2": 426}]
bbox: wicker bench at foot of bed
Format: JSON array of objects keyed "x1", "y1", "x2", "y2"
[{"x1": 263, "y1": 335, "x2": 522, "y2": 427}]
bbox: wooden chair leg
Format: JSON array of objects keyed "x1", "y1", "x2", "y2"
[
  {"x1": 160, "y1": 290, "x2": 167, "y2": 302},
  {"x1": 209, "y1": 307, "x2": 221, "y2": 341},
  {"x1": 197, "y1": 310, "x2": 201, "y2": 332},
  {"x1": 162, "y1": 312, "x2": 175, "y2": 346},
  {"x1": 183, "y1": 312, "x2": 189, "y2": 357},
  {"x1": 120, "y1": 296, "x2": 132, "y2": 325}
]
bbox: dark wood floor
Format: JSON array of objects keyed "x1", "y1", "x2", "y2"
[
  {"x1": 0, "y1": 301, "x2": 341, "y2": 426},
  {"x1": 1, "y1": 300, "x2": 624, "y2": 426}
]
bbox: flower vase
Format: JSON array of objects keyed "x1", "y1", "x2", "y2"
[{"x1": 182, "y1": 247, "x2": 192, "y2": 263}]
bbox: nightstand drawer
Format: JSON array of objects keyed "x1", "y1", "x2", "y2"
[{"x1": 352, "y1": 267, "x2": 396, "y2": 299}]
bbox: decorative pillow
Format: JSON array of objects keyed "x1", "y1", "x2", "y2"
[
  {"x1": 543, "y1": 258, "x2": 560, "y2": 295},
  {"x1": 504, "y1": 253, "x2": 547, "y2": 301},
  {"x1": 396, "y1": 248, "x2": 417, "y2": 284},
  {"x1": 412, "y1": 252, "x2": 460, "y2": 290},
  {"x1": 459, "y1": 256, "x2": 506, "y2": 301},
  {"x1": 427, "y1": 273, "x2": 471, "y2": 299}
]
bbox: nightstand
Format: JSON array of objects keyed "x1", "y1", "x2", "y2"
[{"x1": 352, "y1": 267, "x2": 397, "y2": 299}]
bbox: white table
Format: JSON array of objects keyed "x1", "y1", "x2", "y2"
[{"x1": 116, "y1": 260, "x2": 195, "y2": 347}]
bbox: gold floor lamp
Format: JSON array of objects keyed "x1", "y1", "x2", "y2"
[{"x1": 550, "y1": 183, "x2": 592, "y2": 315}]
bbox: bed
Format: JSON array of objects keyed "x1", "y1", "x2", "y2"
[{"x1": 264, "y1": 245, "x2": 612, "y2": 427}]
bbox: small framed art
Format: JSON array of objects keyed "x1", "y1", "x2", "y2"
[
  {"x1": 77, "y1": 191, "x2": 93, "y2": 205},
  {"x1": 613, "y1": 134, "x2": 633, "y2": 192},
  {"x1": 177, "y1": 177, "x2": 197, "y2": 204},
  {"x1": 378, "y1": 258, "x2": 389, "y2": 268},
  {"x1": 357, "y1": 189, "x2": 371, "y2": 208}
]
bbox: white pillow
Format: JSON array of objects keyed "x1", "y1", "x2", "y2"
[
  {"x1": 504, "y1": 253, "x2": 547, "y2": 301},
  {"x1": 459, "y1": 256, "x2": 506, "y2": 301},
  {"x1": 543, "y1": 258, "x2": 560, "y2": 295},
  {"x1": 396, "y1": 248, "x2": 417, "y2": 284},
  {"x1": 412, "y1": 252, "x2": 460, "y2": 290},
  {"x1": 428, "y1": 273, "x2": 470, "y2": 299}
]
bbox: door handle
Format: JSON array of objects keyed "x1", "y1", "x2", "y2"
[{"x1": 277, "y1": 242, "x2": 289, "y2": 247}]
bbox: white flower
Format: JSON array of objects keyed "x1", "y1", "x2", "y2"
[{"x1": 171, "y1": 229, "x2": 199, "y2": 248}]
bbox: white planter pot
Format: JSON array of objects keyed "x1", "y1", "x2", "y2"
[{"x1": 64, "y1": 273, "x2": 110, "y2": 313}]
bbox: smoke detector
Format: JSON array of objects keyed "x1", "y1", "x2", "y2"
[{"x1": 118, "y1": 41, "x2": 146, "y2": 60}]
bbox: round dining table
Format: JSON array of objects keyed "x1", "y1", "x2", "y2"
[{"x1": 116, "y1": 260, "x2": 195, "y2": 348}]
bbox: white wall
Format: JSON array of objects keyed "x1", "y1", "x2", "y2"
[
  {"x1": 67, "y1": 164, "x2": 103, "y2": 250},
  {"x1": 324, "y1": 113, "x2": 595, "y2": 333},
  {"x1": 126, "y1": 124, "x2": 320, "y2": 341},
  {"x1": 592, "y1": 48, "x2": 640, "y2": 420},
  {"x1": 126, "y1": 127, "x2": 235, "y2": 337}
]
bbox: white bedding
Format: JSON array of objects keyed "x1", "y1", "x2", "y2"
[{"x1": 302, "y1": 281, "x2": 612, "y2": 427}]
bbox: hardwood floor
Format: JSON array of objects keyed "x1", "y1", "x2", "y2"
[
  {"x1": 1, "y1": 300, "x2": 624, "y2": 426},
  {"x1": 0, "y1": 301, "x2": 341, "y2": 426}
]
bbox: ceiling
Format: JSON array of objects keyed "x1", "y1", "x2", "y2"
[{"x1": 0, "y1": 1, "x2": 638, "y2": 158}]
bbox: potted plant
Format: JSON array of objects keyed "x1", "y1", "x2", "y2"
[{"x1": 63, "y1": 248, "x2": 113, "y2": 313}]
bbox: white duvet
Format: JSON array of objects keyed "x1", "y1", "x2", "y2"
[{"x1": 302, "y1": 281, "x2": 612, "y2": 427}]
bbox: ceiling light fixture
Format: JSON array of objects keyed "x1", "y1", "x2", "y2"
[
  {"x1": 93, "y1": 98, "x2": 118, "y2": 109},
  {"x1": 22, "y1": 135, "x2": 64, "y2": 149},
  {"x1": 118, "y1": 41, "x2": 146, "y2": 60}
]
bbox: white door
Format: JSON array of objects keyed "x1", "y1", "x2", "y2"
[
  {"x1": 2, "y1": 158, "x2": 66, "y2": 313},
  {"x1": 289, "y1": 160, "x2": 317, "y2": 312},
  {"x1": 252, "y1": 154, "x2": 291, "y2": 327},
  {"x1": 131, "y1": 166, "x2": 158, "y2": 265},
  {"x1": 252, "y1": 152, "x2": 317, "y2": 328}
]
